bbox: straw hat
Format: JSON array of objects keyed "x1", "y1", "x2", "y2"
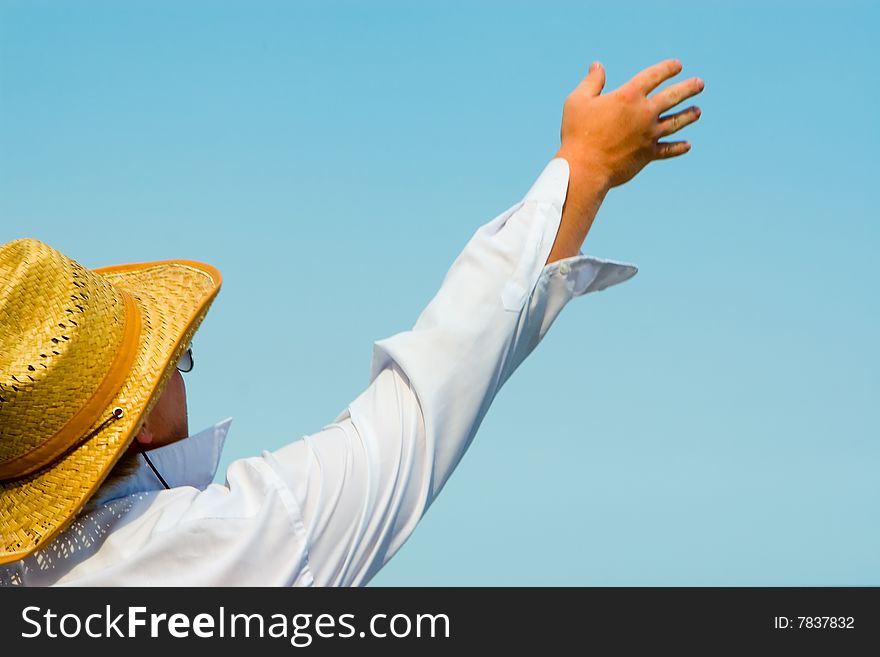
[{"x1": 0, "y1": 238, "x2": 222, "y2": 565}]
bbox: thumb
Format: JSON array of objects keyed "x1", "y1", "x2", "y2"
[{"x1": 579, "y1": 61, "x2": 605, "y2": 97}]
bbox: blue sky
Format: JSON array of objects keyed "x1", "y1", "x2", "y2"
[{"x1": 1, "y1": 0, "x2": 877, "y2": 585}]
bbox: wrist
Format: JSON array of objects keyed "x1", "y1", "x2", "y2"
[{"x1": 553, "y1": 148, "x2": 613, "y2": 196}]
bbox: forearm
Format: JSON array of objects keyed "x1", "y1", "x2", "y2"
[{"x1": 545, "y1": 152, "x2": 612, "y2": 265}]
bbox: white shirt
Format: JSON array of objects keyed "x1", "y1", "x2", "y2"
[{"x1": 0, "y1": 157, "x2": 638, "y2": 586}]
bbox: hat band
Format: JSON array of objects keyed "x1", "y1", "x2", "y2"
[{"x1": 0, "y1": 292, "x2": 142, "y2": 481}]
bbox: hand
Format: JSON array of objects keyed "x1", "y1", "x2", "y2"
[{"x1": 556, "y1": 58, "x2": 704, "y2": 190}]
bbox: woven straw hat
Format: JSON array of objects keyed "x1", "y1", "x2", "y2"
[{"x1": 0, "y1": 238, "x2": 221, "y2": 565}]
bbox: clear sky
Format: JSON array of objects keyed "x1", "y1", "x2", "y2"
[{"x1": 1, "y1": 0, "x2": 877, "y2": 585}]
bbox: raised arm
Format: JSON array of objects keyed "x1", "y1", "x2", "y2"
[{"x1": 262, "y1": 58, "x2": 704, "y2": 586}]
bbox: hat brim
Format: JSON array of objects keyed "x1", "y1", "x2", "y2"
[{"x1": 0, "y1": 259, "x2": 221, "y2": 565}]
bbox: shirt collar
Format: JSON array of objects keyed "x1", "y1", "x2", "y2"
[{"x1": 88, "y1": 417, "x2": 233, "y2": 507}]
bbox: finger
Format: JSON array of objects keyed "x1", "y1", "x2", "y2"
[
  {"x1": 655, "y1": 105, "x2": 701, "y2": 138},
  {"x1": 650, "y1": 77, "x2": 704, "y2": 115},
  {"x1": 654, "y1": 140, "x2": 691, "y2": 160},
  {"x1": 576, "y1": 61, "x2": 606, "y2": 97},
  {"x1": 626, "y1": 58, "x2": 682, "y2": 96}
]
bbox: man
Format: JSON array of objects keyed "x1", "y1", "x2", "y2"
[{"x1": 0, "y1": 59, "x2": 703, "y2": 585}]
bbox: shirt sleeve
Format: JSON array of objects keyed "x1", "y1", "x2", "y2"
[{"x1": 264, "y1": 156, "x2": 638, "y2": 586}]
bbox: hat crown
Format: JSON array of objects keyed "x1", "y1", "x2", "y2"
[{"x1": 0, "y1": 238, "x2": 131, "y2": 474}]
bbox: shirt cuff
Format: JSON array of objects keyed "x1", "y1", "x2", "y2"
[
  {"x1": 526, "y1": 156, "x2": 639, "y2": 295},
  {"x1": 504, "y1": 252, "x2": 638, "y2": 378},
  {"x1": 494, "y1": 157, "x2": 637, "y2": 312}
]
